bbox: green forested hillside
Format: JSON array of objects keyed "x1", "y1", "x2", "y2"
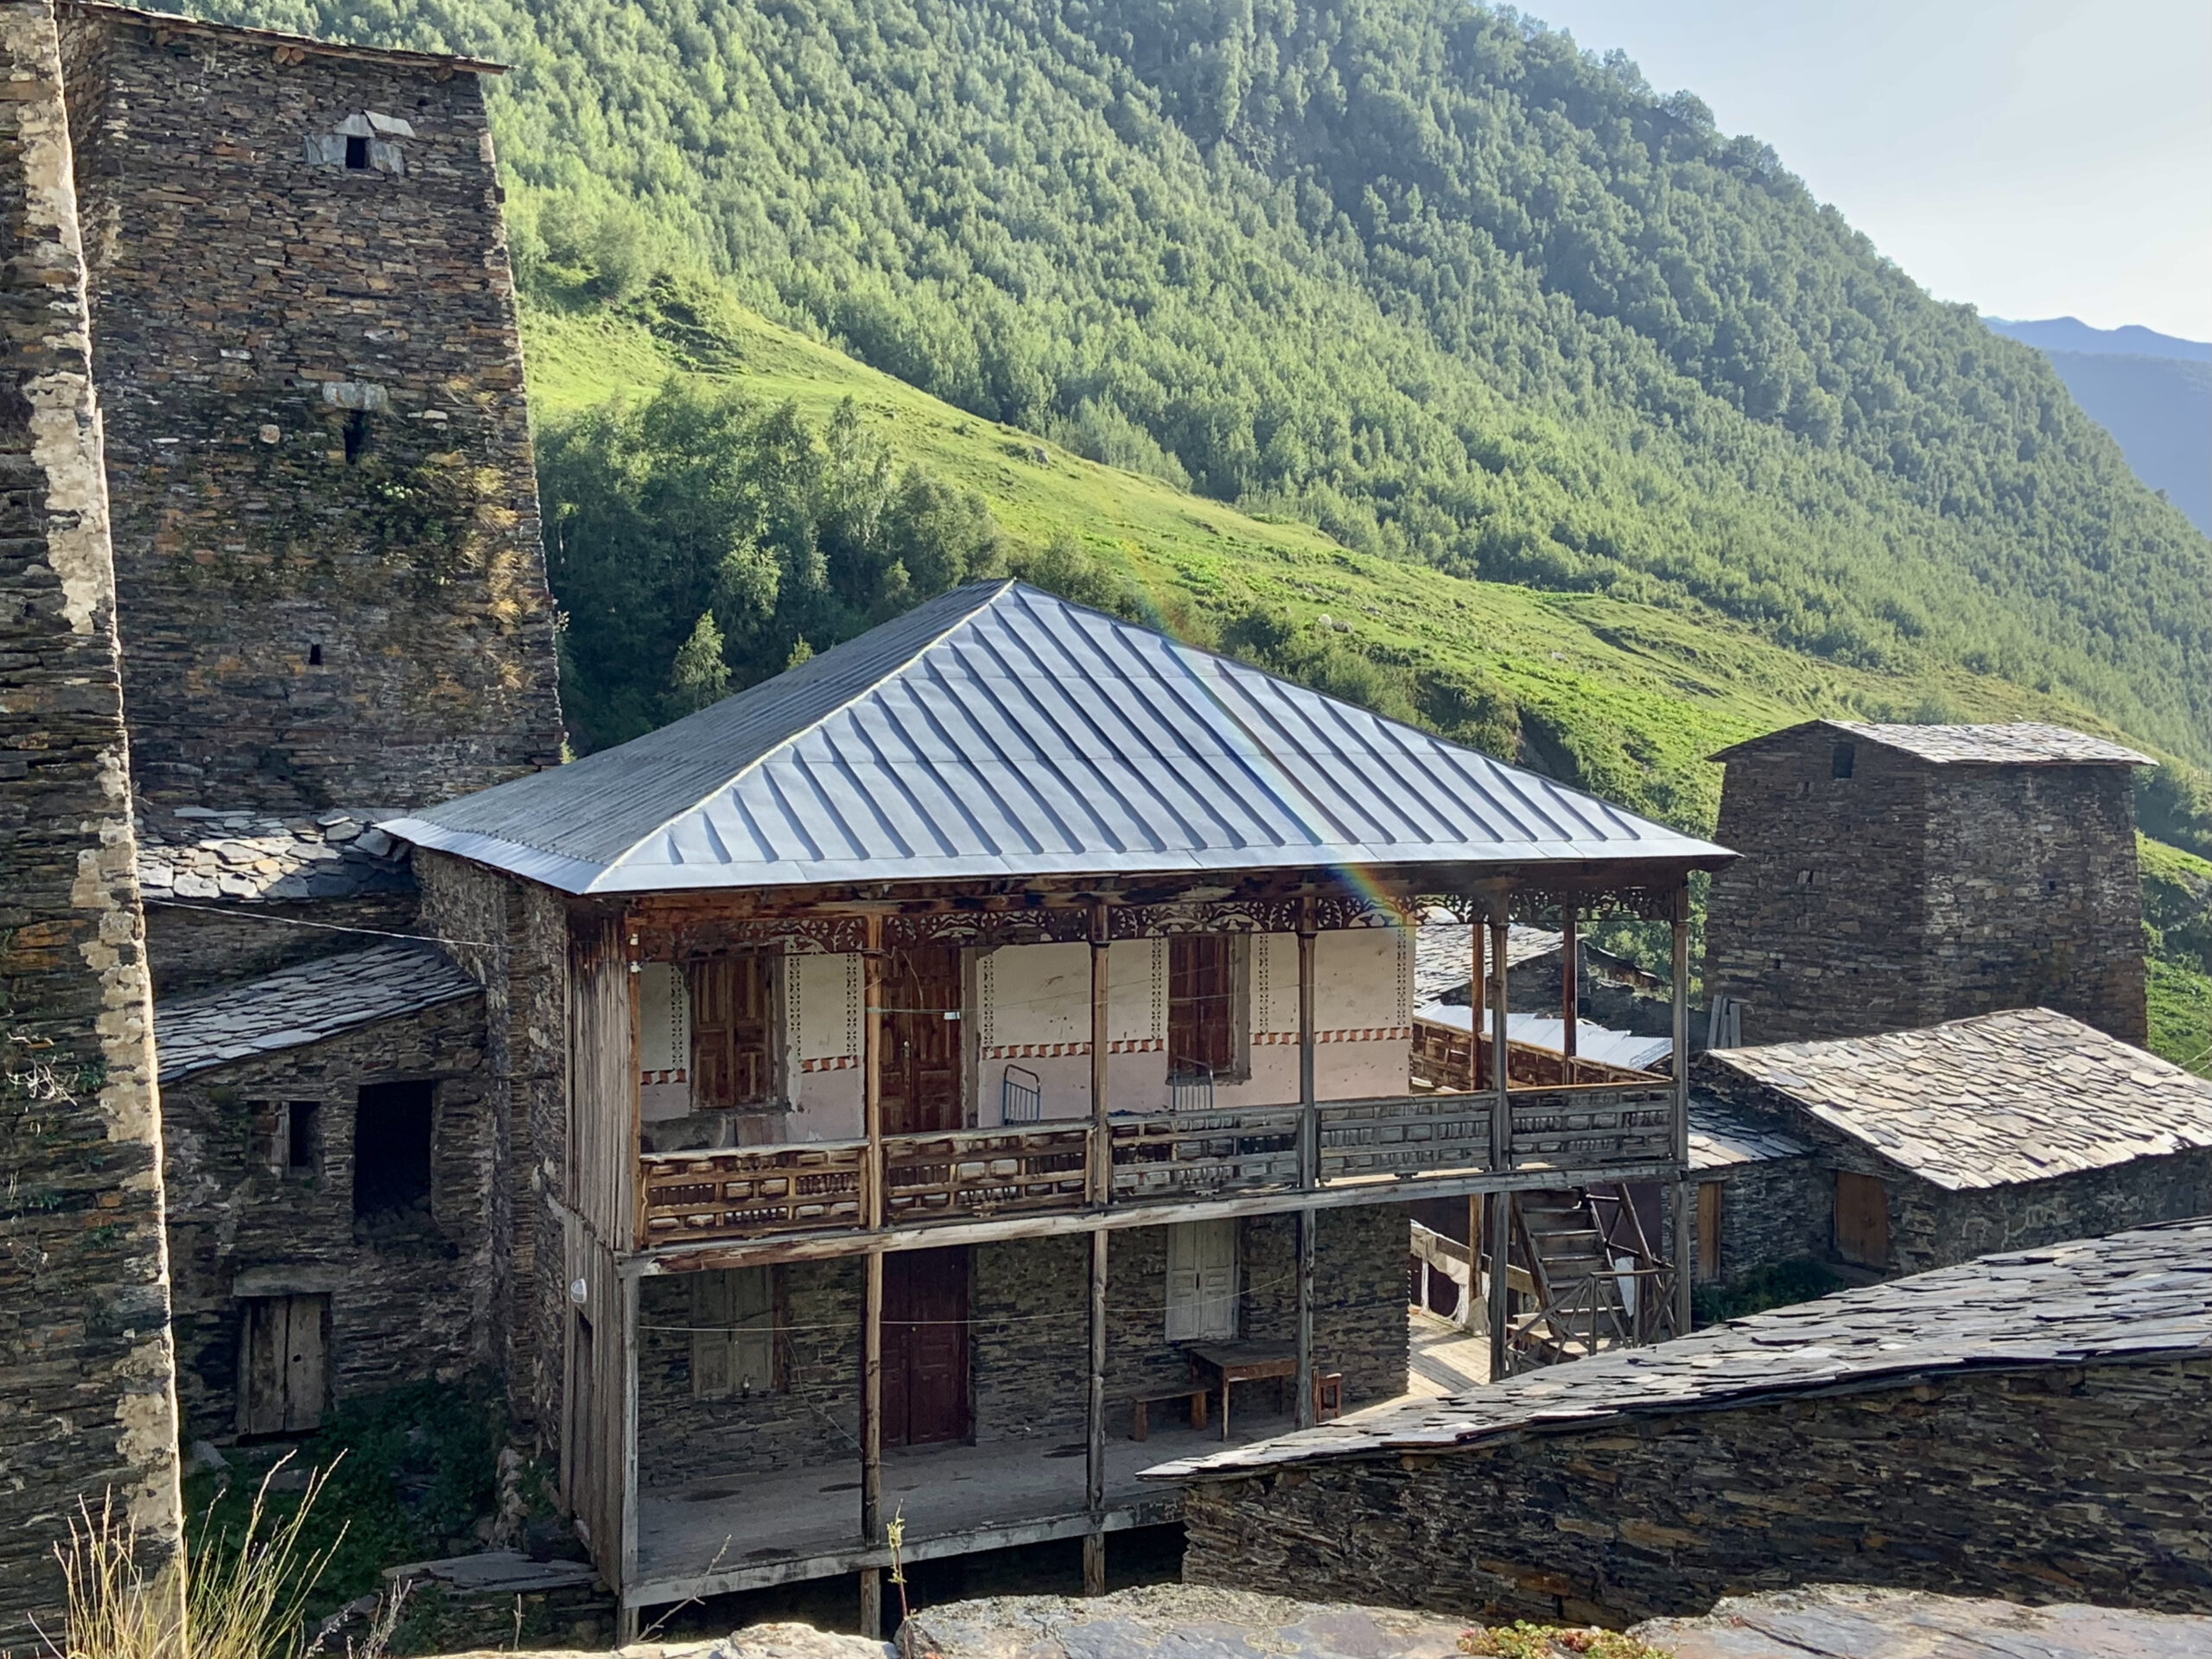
[{"x1": 210, "y1": 0, "x2": 2209, "y2": 763}]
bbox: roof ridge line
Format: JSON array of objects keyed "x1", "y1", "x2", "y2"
[{"x1": 588, "y1": 580, "x2": 1017, "y2": 892}]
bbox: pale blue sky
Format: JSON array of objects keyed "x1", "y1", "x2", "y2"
[{"x1": 1521, "y1": 0, "x2": 2212, "y2": 340}]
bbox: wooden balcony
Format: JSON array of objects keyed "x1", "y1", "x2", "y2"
[{"x1": 637, "y1": 1079, "x2": 1681, "y2": 1250}]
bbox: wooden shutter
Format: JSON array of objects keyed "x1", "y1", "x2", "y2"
[
  {"x1": 691, "y1": 1268, "x2": 776, "y2": 1395},
  {"x1": 1695, "y1": 1182, "x2": 1722, "y2": 1281},
  {"x1": 1834, "y1": 1172, "x2": 1890, "y2": 1268},
  {"x1": 1166, "y1": 1220, "x2": 1238, "y2": 1342},
  {"x1": 690, "y1": 958, "x2": 774, "y2": 1109},
  {"x1": 1168, "y1": 936, "x2": 1235, "y2": 1076}
]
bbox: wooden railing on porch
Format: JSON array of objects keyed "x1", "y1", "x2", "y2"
[{"x1": 637, "y1": 1076, "x2": 1679, "y2": 1248}]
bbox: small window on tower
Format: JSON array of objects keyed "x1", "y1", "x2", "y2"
[
  {"x1": 1831, "y1": 742, "x2": 1856, "y2": 779},
  {"x1": 285, "y1": 1101, "x2": 321, "y2": 1174},
  {"x1": 344, "y1": 133, "x2": 370, "y2": 169}
]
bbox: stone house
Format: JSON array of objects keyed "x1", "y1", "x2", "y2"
[
  {"x1": 1703, "y1": 721, "x2": 2151, "y2": 1047},
  {"x1": 0, "y1": 2, "x2": 558, "y2": 1637},
  {"x1": 1689, "y1": 1006, "x2": 2212, "y2": 1281},
  {"x1": 1153, "y1": 1219, "x2": 2212, "y2": 1626},
  {"x1": 382, "y1": 577, "x2": 1732, "y2": 1637}
]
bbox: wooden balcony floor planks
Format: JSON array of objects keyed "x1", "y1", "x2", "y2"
[{"x1": 627, "y1": 1406, "x2": 1298, "y2": 1606}]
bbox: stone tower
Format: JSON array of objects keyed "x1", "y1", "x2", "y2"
[
  {"x1": 1704, "y1": 721, "x2": 2151, "y2": 1047},
  {"x1": 0, "y1": 0, "x2": 181, "y2": 1640}
]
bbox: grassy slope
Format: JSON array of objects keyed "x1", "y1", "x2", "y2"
[
  {"x1": 521, "y1": 289, "x2": 2212, "y2": 1069},
  {"x1": 523, "y1": 288, "x2": 2134, "y2": 836}
]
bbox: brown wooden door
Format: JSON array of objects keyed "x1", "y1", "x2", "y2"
[
  {"x1": 1834, "y1": 1171, "x2": 1891, "y2": 1268},
  {"x1": 691, "y1": 957, "x2": 773, "y2": 1109},
  {"x1": 881, "y1": 947, "x2": 963, "y2": 1134},
  {"x1": 1168, "y1": 934, "x2": 1235, "y2": 1077},
  {"x1": 883, "y1": 1246, "x2": 970, "y2": 1446},
  {"x1": 238, "y1": 1294, "x2": 327, "y2": 1436}
]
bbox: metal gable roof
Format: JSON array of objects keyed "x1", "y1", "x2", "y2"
[{"x1": 384, "y1": 581, "x2": 1732, "y2": 894}]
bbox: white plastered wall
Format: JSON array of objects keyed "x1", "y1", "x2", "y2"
[
  {"x1": 786, "y1": 951, "x2": 863, "y2": 1139},
  {"x1": 1312, "y1": 926, "x2": 1414, "y2": 1099},
  {"x1": 970, "y1": 938, "x2": 1169, "y2": 1123},
  {"x1": 637, "y1": 962, "x2": 692, "y2": 1122}
]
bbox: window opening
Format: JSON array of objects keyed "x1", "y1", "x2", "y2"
[
  {"x1": 344, "y1": 133, "x2": 369, "y2": 169},
  {"x1": 342, "y1": 409, "x2": 370, "y2": 465},
  {"x1": 690, "y1": 957, "x2": 774, "y2": 1109},
  {"x1": 285, "y1": 1101, "x2": 320, "y2": 1174},
  {"x1": 1830, "y1": 742, "x2": 1856, "y2": 779},
  {"x1": 1168, "y1": 935, "x2": 1236, "y2": 1081},
  {"x1": 307, "y1": 642, "x2": 323, "y2": 666},
  {"x1": 353, "y1": 1078, "x2": 433, "y2": 1224},
  {"x1": 690, "y1": 1267, "x2": 778, "y2": 1396}
]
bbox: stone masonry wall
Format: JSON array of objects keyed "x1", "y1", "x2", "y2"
[
  {"x1": 1705, "y1": 730, "x2": 2145, "y2": 1046},
  {"x1": 637, "y1": 1207, "x2": 1414, "y2": 1491},
  {"x1": 57, "y1": 6, "x2": 562, "y2": 813},
  {"x1": 414, "y1": 849, "x2": 569, "y2": 1441},
  {"x1": 1706, "y1": 734, "x2": 1932, "y2": 1045},
  {"x1": 159, "y1": 995, "x2": 492, "y2": 1438},
  {"x1": 1922, "y1": 765, "x2": 2145, "y2": 1043},
  {"x1": 0, "y1": 0, "x2": 181, "y2": 1637},
  {"x1": 1180, "y1": 1356, "x2": 2212, "y2": 1626},
  {"x1": 1697, "y1": 1155, "x2": 1827, "y2": 1287}
]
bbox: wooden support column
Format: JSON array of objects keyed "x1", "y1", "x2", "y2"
[
  {"x1": 860, "y1": 914, "x2": 885, "y2": 1638},
  {"x1": 1487, "y1": 907, "x2": 1512, "y2": 1380},
  {"x1": 1465, "y1": 1192, "x2": 1483, "y2": 1334},
  {"x1": 1669, "y1": 886, "x2": 1694, "y2": 1340},
  {"x1": 1296, "y1": 898, "x2": 1319, "y2": 1426},
  {"x1": 1090, "y1": 900, "x2": 1111, "y2": 1205},
  {"x1": 1084, "y1": 1228, "x2": 1108, "y2": 1594},
  {"x1": 1560, "y1": 907, "x2": 1580, "y2": 1065},
  {"x1": 1468, "y1": 920, "x2": 1485, "y2": 1091},
  {"x1": 617, "y1": 1273, "x2": 641, "y2": 1645}
]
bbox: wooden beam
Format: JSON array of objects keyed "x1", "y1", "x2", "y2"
[
  {"x1": 1466, "y1": 1192, "x2": 1482, "y2": 1334},
  {"x1": 1488, "y1": 906, "x2": 1512, "y2": 1379},
  {"x1": 1297, "y1": 899, "x2": 1318, "y2": 1189},
  {"x1": 1295, "y1": 1209, "x2": 1316, "y2": 1428},
  {"x1": 860, "y1": 1246, "x2": 884, "y2": 1637},
  {"x1": 1468, "y1": 920, "x2": 1484, "y2": 1092},
  {"x1": 1560, "y1": 907, "x2": 1580, "y2": 1063},
  {"x1": 864, "y1": 914, "x2": 885, "y2": 1230},
  {"x1": 617, "y1": 1273, "x2": 640, "y2": 1643},
  {"x1": 1670, "y1": 885, "x2": 1694, "y2": 1339},
  {"x1": 1084, "y1": 1229, "x2": 1108, "y2": 1595},
  {"x1": 1090, "y1": 901, "x2": 1110, "y2": 1205}
]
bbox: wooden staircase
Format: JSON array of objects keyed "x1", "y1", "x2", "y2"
[{"x1": 1504, "y1": 1185, "x2": 1675, "y2": 1372}]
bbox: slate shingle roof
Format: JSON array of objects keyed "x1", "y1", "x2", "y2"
[
  {"x1": 1141, "y1": 1219, "x2": 2212, "y2": 1479},
  {"x1": 1687, "y1": 1094, "x2": 1814, "y2": 1170},
  {"x1": 154, "y1": 943, "x2": 479, "y2": 1083},
  {"x1": 1711, "y1": 719, "x2": 2151, "y2": 767},
  {"x1": 384, "y1": 582, "x2": 1732, "y2": 895},
  {"x1": 1411, "y1": 921, "x2": 1563, "y2": 1003},
  {"x1": 136, "y1": 805, "x2": 410, "y2": 904},
  {"x1": 1707, "y1": 1007, "x2": 2212, "y2": 1190}
]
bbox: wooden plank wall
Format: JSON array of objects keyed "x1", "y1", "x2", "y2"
[
  {"x1": 563, "y1": 1223, "x2": 628, "y2": 1583},
  {"x1": 569, "y1": 913, "x2": 637, "y2": 1249}
]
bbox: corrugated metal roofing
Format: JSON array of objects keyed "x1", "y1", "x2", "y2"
[
  {"x1": 1711, "y1": 719, "x2": 2152, "y2": 766},
  {"x1": 384, "y1": 582, "x2": 1732, "y2": 895},
  {"x1": 1413, "y1": 1002, "x2": 1675, "y2": 1073}
]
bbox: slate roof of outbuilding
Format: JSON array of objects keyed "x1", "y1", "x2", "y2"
[
  {"x1": 1141, "y1": 1219, "x2": 2212, "y2": 1480},
  {"x1": 1411, "y1": 919, "x2": 1563, "y2": 1003},
  {"x1": 1706, "y1": 1007, "x2": 2212, "y2": 1191},
  {"x1": 135, "y1": 805, "x2": 410, "y2": 906},
  {"x1": 1686, "y1": 1095, "x2": 1814, "y2": 1170},
  {"x1": 1710, "y1": 718, "x2": 2152, "y2": 766},
  {"x1": 153, "y1": 943, "x2": 479, "y2": 1083},
  {"x1": 385, "y1": 582, "x2": 1732, "y2": 895}
]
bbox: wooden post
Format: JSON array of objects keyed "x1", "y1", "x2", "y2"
[
  {"x1": 860, "y1": 914, "x2": 886, "y2": 1637},
  {"x1": 1295, "y1": 1207, "x2": 1317, "y2": 1427},
  {"x1": 1560, "y1": 907, "x2": 1580, "y2": 1067},
  {"x1": 1090, "y1": 900, "x2": 1111, "y2": 1205},
  {"x1": 1466, "y1": 1192, "x2": 1482, "y2": 1333},
  {"x1": 1084, "y1": 1228, "x2": 1108, "y2": 1593},
  {"x1": 618, "y1": 1273, "x2": 640, "y2": 1644},
  {"x1": 1468, "y1": 919, "x2": 1485, "y2": 1091},
  {"x1": 1487, "y1": 906, "x2": 1512, "y2": 1380},
  {"x1": 1669, "y1": 886, "x2": 1694, "y2": 1339}
]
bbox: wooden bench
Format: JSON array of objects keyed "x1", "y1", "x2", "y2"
[{"x1": 1128, "y1": 1384, "x2": 1211, "y2": 1440}]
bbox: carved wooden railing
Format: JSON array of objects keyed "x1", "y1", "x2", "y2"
[
  {"x1": 1508, "y1": 1084, "x2": 1675, "y2": 1170},
  {"x1": 881, "y1": 1125, "x2": 1091, "y2": 1223},
  {"x1": 1412, "y1": 1020, "x2": 1658, "y2": 1090},
  {"x1": 639, "y1": 1141, "x2": 867, "y2": 1243},
  {"x1": 1107, "y1": 1105, "x2": 1303, "y2": 1203},
  {"x1": 634, "y1": 1084, "x2": 1682, "y2": 1245},
  {"x1": 1318, "y1": 1093, "x2": 1493, "y2": 1181}
]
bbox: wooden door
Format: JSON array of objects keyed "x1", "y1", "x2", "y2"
[
  {"x1": 1834, "y1": 1171, "x2": 1890, "y2": 1268},
  {"x1": 1165, "y1": 1219, "x2": 1239, "y2": 1342},
  {"x1": 238, "y1": 1294, "x2": 327, "y2": 1435},
  {"x1": 691, "y1": 957, "x2": 773, "y2": 1109},
  {"x1": 1167, "y1": 935, "x2": 1235, "y2": 1077},
  {"x1": 882, "y1": 947, "x2": 963, "y2": 1135},
  {"x1": 883, "y1": 1246, "x2": 969, "y2": 1446}
]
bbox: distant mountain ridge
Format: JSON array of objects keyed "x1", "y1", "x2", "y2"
[
  {"x1": 1986, "y1": 316, "x2": 2211, "y2": 363},
  {"x1": 1987, "y1": 319, "x2": 2212, "y2": 535}
]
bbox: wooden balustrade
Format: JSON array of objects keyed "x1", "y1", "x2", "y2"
[
  {"x1": 633, "y1": 1084, "x2": 1680, "y2": 1246},
  {"x1": 1318, "y1": 1093, "x2": 1493, "y2": 1181},
  {"x1": 880, "y1": 1125, "x2": 1091, "y2": 1223},
  {"x1": 1106, "y1": 1105, "x2": 1304, "y2": 1203},
  {"x1": 1508, "y1": 1084, "x2": 1676, "y2": 1169},
  {"x1": 639, "y1": 1141, "x2": 867, "y2": 1243}
]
